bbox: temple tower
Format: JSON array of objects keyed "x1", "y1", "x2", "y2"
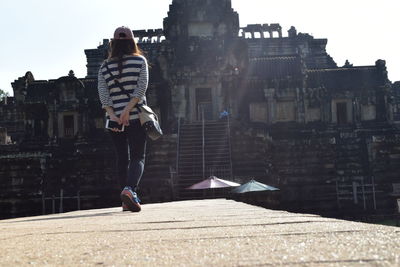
[
  {"x1": 162, "y1": 0, "x2": 240, "y2": 121},
  {"x1": 164, "y1": 0, "x2": 239, "y2": 42}
]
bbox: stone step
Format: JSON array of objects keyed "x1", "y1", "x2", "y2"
[
  {"x1": 178, "y1": 151, "x2": 229, "y2": 157},
  {"x1": 178, "y1": 165, "x2": 231, "y2": 172},
  {"x1": 179, "y1": 154, "x2": 231, "y2": 160},
  {"x1": 179, "y1": 134, "x2": 229, "y2": 140},
  {"x1": 178, "y1": 157, "x2": 231, "y2": 163},
  {"x1": 179, "y1": 163, "x2": 230, "y2": 170},
  {"x1": 182, "y1": 121, "x2": 228, "y2": 127},
  {"x1": 180, "y1": 129, "x2": 228, "y2": 135},
  {"x1": 178, "y1": 169, "x2": 203, "y2": 173},
  {"x1": 179, "y1": 156, "x2": 230, "y2": 161},
  {"x1": 179, "y1": 137, "x2": 228, "y2": 142},
  {"x1": 180, "y1": 129, "x2": 228, "y2": 134},
  {"x1": 178, "y1": 169, "x2": 231, "y2": 176},
  {"x1": 179, "y1": 147, "x2": 229, "y2": 153},
  {"x1": 181, "y1": 140, "x2": 224, "y2": 144},
  {"x1": 178, "y1": 152, "x2": 230, "y2": 158}
]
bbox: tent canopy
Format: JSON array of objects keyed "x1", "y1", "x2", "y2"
[
  {"x1": 187, "y1": 176, "x2": 240, "y2": 190},
  {"x1": 232, "y1": 179, "x2": 279, "y2": 194}
]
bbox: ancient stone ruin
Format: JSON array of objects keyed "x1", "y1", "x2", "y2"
[{"x1": 1, "y1": 0, "x2": 399, "y2": 219}]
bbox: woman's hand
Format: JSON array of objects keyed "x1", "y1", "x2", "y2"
[
  {"x1": 118, "y1": 97, "x2": 140, "y2": 127},
  {"x1": 109, "y1": 114, "x2": 121, "y2": 123},
  {"x1": 120, "y1": 106, "x2": 131, "y2": 126},
  {"x1": 104, "y1": 106, "x2": 123, "y2": 132},
  {"x1": 109, "y1": 115, "x2": 123, "y2": 132}
]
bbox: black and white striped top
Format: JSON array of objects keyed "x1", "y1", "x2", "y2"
[{"x1": 97, "y1": 54, "x2": 148, "y2": 121}]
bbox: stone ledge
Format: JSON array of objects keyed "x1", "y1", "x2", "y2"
[{"x1": 0, "y1": 199, "x2": 399, "y2": 266}]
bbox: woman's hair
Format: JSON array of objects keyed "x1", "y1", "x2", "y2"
[{"x1": 108, "y1": 39, "x2": 144, "y2": 76}]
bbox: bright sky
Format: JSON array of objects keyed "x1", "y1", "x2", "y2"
[{"x1": 1, "y1": 0, "x2": 399, "y2": 96}]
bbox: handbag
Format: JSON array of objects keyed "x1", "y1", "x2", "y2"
[
  {"x1": 104, "y1": 62, "x2": 163, "y2": 140},
  {"x1": 136, "y1": 104, "x2": 163, "y2": 140}
]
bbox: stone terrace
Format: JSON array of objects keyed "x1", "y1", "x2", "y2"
[{"x1": 0, "y1": 199, "x2": 399, "y2": 266}]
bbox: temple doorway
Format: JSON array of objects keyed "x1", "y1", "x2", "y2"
[
  {"x1": 337, "y1": 102, "x2": 348, "y2": 125},
  {"x1": 196, "y1": 88, "x2": 213, "y2": 121},
  {"x1": 64, "y1": 115, "x2": 74, "y2": 137}
]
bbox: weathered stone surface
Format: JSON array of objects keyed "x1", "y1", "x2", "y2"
[{"x1": 0, "y1": 200, "x2": 399, "y2": 266}]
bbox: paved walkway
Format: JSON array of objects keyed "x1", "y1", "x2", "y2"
[{"x1": 0, "y1": 199, "x2": 399, "y2": 266}]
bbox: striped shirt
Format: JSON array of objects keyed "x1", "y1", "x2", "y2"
[{"x1": 98, "y1": 54, "x2": 148, "y2": 121}]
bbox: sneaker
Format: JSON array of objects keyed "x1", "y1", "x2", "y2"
[
  {"x1": 122, "y1": 202, "x2": 129, "y2": 212},
  {"x1": 120, "y1": 187, "x2": 141, "y2": 212}
]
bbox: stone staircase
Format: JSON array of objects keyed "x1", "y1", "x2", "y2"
[{"x1": 176, "y1": 120, "x2": 232, "y2": 199}]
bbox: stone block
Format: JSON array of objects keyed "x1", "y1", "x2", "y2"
[
  {"x1": 305, "y1": 108, "x2": 321, "y2": 122},
  {"x1": 11, "y1": 178, "x2": 24, "y2": 186},
  {"x1": 249, "y1": 102, "x2": 267, "y2": 123},
  {"x1": 361, "y1": 105, "x2": 376, "y2": 121},
  {"x1": 276, "y1": 101, "x2": 295, "y2": 122}
]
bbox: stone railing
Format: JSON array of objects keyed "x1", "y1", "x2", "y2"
[
  {"x1": 132, "y1": 29, "x2": 166, "y2": 43},
  {"x1": 240, "y1": 23, "x2": 282, "y2": 39}
]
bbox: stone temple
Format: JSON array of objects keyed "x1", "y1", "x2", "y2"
[{"x1": 1, "y1": 0, "x2": 400, "y2": 219}]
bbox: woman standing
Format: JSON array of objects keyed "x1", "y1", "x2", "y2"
[{"x1": 97, "y1": 26, "x2": 148, "y2": 212}]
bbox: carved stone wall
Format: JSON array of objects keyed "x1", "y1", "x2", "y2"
[
  {"x1": 0, "y1": 128, "x2": 6, "y2": 145},
  {"x1": 393, "y1": 81, "x2": 400, "y2": 122},
  {"x1": 268, "y1": 127, "x2": 400, "y2": 215},
  {"x1": 0, "y1": 153, "x2": 45, "y2": 219},
  {"x1": 84, "y1": 39, "x2": 109, "y2": 78}
]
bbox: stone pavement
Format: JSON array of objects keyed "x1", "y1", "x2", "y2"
[{"x1": 0, "y1": 199, "x2": 399, "y2": 266}]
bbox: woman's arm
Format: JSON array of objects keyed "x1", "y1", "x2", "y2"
[
  {"x1": 97, "y1": 65, "x2": 113, "y2": 109},
  {"x1": 133, "y1": 56, "x2": 148, "y2": 100},
  {"x1": 98, "y1": 64, "x2": 121, "y2": 124}
]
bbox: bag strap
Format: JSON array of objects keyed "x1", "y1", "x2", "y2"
[{"x1": 104, "y1": 62, "x2": 131, "y2": 99}]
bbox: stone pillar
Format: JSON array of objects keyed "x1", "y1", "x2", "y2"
[
  {"x1": 262, "y1": 31, "x2": 268, "y2": 38},
  {"x1": 288, "y1": 26, "x2": 297, "y2": 38},
  {"x1": 296, "y1": 88, "x2": 306, "y2": 123},
  {"x1": 354, "y1": 98, "x2": 362, "y2": 125},
  {"x1": 216, "y1": 83, "x2": 224, "y2": 119}
]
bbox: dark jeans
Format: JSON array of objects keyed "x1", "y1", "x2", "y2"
[{"x1": 109, "y1": 119, "x2": 146, "y2": 191}]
